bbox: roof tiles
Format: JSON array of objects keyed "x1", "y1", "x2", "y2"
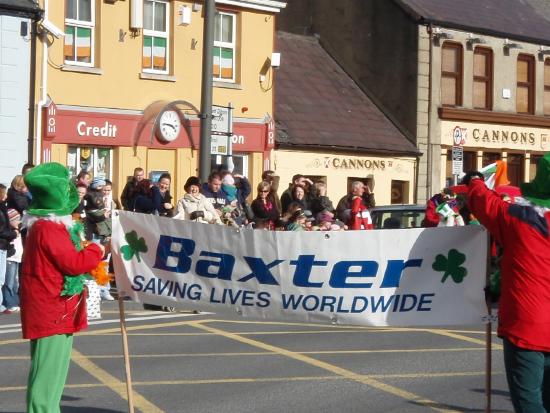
[
  {"x1": 275, "y1": 32, "x2": 418, "y2": 155},
  {"x1": 396, "y1": 0, "x2": 550, "y2": 45}
]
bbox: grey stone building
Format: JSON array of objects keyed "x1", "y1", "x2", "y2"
[{"x1": 278, "y1": 0, "x2": 550, "y2": 202}]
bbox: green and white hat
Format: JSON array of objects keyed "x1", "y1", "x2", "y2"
[
  {"x1": 520, "y1": 152, "x2": 550, "y2": 208},
  {"x1": 24, "y1": 162, "x2": 80, "y2": 216}
]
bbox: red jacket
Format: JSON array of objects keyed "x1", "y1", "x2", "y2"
[
  {"x1": 350, "y1": 196, "x2": 373, "y2": 230},
  {"x1": 468, "y1": 179, "x2": 550, "y2": 351},
  {"x1": 20, "y1": 220, "x2": 103, "y2": 340}
]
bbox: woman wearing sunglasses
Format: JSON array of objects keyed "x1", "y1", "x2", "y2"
[{"x1": 251, "y1": 181, "x2": 280, "y2": 230}]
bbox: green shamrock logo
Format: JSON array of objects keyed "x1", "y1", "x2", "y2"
[
  {"x1": 432, "y1": 249, "x2": 468, "y2": 284},
  {"x1": 120, "y1": 231, "x2": 148, "y2": 263}
]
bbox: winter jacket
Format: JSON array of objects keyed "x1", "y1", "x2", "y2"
[
  {"x1": 174, "y1": 193, "x2": 222, "y2": 224},
  {"x1": 349, "y1": 196, "x2": 373, "y2": 230},
  {"x1": 468, "y1": 178, "x2": 550, "y2": 351},
  {"x1": 281, "y1": 185, "x2": 319, "y2": 215},
  {"x1": 120, "y1": 179, "x2": 138, "y2": 210},
  {"x1": 7, "y1": 188, "x2": 29, "y2": 215},
  {"x1": 201, "y1": 183, "x2": 230, "y2": 210},
  {"x1": 151, "y1": 186, "x2": 173, "y2": 217},
  {"x1": 251, "y1": 198, "x2": 279, "y2": 229},
  {"x1": 336, "y1": 193, "x2": 375, "y2": 223},
  {"x1": 20, "y1": 220, "x2": 103, "y2": 339},
  {"x1": 0, "y1": 202, "x2": 17, "y2": 250}
]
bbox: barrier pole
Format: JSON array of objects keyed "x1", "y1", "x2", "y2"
[
  {"x1": 485, "y1": 237, "x2": 492, "y2": 413},
  {"x1": 118, "y1": 292, "x2": 135, "y2": 413}
]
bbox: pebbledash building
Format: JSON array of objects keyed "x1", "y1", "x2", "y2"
[{"x1": 33, "y1": 0, "x2": 285, "y2": 202}]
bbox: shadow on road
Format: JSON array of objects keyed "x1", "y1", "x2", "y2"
[
  {"x1": 471, "y1": 387, "x2": 511, "y2": 398},
  {"x1": 409, "y1": 400, "x2": 512, "y2": 413}
]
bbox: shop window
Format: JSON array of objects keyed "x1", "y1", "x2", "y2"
[
  {"x1": 67, "y1": 146, "x2": 112, "y2": 180},
  {"x1": 507, "y1": 154, "x2": 524, "y2": 186},
  {"x1": 482, "y1": 152, "x2": 500, "y2": 167},
  {"x1": 544, "y1": 60, "x2": 550, "y2": 116},
  {"x1": 213, "y1": 12, "x2": 237, "y2": 83},
  {"x1": 517, "y1": 54, "x2": 535, "y2": 114},
  {"x1": 391, "y1": 180, "x2": 409, "y2": 204},
  {"x1": 346, "y1": 176, "x2": 374, "y2": 194},
  {"x1": 303, "y1": 176, "x2": 327, "y2": 185},
  {"x1": 210, "y1": 153, "x2": 249, "y2": 177},
  {"x1": 143, "y1": 0, "x2": 169, "y2": 74},
  {"x1": 473, "y1": 47, "x2": 493, "y2": 110},
  {"x1": 64, "y1": 0, "x2": 95, "y2": 66},
  {"x1": 445, "y1": 150, "x2": 476, "y2": 183},
  {"x1": 441, "y1": 42, "x2": 463, "y2": 106},
  {"x1": 529, "y1": 155, "x2": 542, "y2": 181}
]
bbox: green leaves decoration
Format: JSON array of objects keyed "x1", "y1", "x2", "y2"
[
  {"x1": 120, "y1": 230, "x2": 148, "y2": 263},
  {"x1": 432, "y1": 249, "x2": 468, "y2": 284}
]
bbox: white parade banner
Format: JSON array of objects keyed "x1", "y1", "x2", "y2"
[{"x1": 112, "y1": 211, "x2": 488, "y2": 327}]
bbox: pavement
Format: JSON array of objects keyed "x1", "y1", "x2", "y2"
[{"x1": 0, "y1": 300, "x2": 514, "y2": 413}]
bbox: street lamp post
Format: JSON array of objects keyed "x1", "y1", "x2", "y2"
[{"x1": 199, "y1": 0, "x2": 216, "y2": 182}]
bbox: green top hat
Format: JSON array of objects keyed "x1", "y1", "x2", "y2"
[
  {"x1": 24, "y1": 162, "x2": 80, "y2": 216},
  {"x1": 520, "y1": 152, "x2": 550, "y2": 208}
]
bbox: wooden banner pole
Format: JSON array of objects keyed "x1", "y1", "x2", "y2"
[
  {"x1": 485, "y1": 237, "x2": 493, "y2": 413},
  {"x1": 118, "y1": 292, "x2": 135, "y2": 413}
]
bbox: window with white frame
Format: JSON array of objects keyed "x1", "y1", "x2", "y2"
[
  {"x1": 64, "y1": 0, "x2": 95, "y2": 66},
  {"x1": 213, "y1": 12, "x2": 236, "y2": 82},
  {"x1": 143, "y1": 0, "x2": 170, "y2": 73}
]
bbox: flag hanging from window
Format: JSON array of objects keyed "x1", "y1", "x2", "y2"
[
  {"x1": 213, "y1": 46, "x2": 233, "y2": 79},
  {"x1": 76, "y1": 27, "x2": 91, "y2": 62}
]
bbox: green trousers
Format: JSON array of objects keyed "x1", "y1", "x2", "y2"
[
  {"x1": 503, "y1": 338, "x2": 550, "y2": 413},
  {"x1": 27, "y1": 334, "x2": 74, "y2": 413}
]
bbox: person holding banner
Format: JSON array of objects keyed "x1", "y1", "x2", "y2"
[
  {"x1": 20, "y1": 163, "x2": 104, "y2": 413},
  {"x1": 464, "y1": 153, "x2": 550, "y2": 413}
]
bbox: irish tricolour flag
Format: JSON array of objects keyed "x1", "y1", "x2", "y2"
[{"x1": 480, "y1": 160, "x2": 510, "y2": 189}]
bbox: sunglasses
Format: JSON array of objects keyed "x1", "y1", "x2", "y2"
[{"x1": 259, "y1": 190, "x2": 270, "y2": 193}]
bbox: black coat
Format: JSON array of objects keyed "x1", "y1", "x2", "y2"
[
  {"x1": 0, "y1": 202, "x2": 17, "y2": 250},
  {"x1": 7, "y1": 188, "x2": 29, "y2": 214}
]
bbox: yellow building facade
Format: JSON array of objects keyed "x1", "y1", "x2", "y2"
[
  {"x1": 273, "y1": 150, "x2": 417, "y2": 205},
  {"x1": 34, "y1": 0, "x2": 285, "y2": 201}
]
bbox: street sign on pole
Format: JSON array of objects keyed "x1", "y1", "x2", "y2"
[
  {"x1": 211, "y1": 105, "x2": 232, "y2": 135},
  {"x1": 210, "y1": 104, "x2": 234, "y2": 170},
  {"x1": 210, "y1": 135, "x2": 229, "y2": 155},
  {"x1": 452, "y1": 146, "x2": 464, "y2": 176}
]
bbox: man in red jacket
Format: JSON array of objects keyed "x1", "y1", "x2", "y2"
[
  {"x1": 21, "y1": 163, "x2": 104, "y2": 413},
  {"x1": 464, "y1": 153, "x2": 550, "y2": 413}
]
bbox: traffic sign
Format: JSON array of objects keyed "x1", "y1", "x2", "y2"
[
  {"x1": 452, "y1": 146, "x2": 463, "y2": 175},
  {"x1": 211, "y1": 105, "x2": 232, "y2": 135}
]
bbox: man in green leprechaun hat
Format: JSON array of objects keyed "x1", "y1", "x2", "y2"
[
  {"x1": 20, "y1": 162, "x2": 104, "y2": 413},
  {"x1": 463, "y1": 153, "x2": 550, "y2": 412}
]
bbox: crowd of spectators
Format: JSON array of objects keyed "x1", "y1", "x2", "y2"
[{"x1": 121, "y1": 168, "x2": 377, "y2": 232}]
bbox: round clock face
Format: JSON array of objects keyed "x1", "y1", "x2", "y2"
[{"x1": 157, "y1": 110, "x2": 181, "y2": 142}]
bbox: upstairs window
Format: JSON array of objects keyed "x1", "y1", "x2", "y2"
[
  {"x1": 517, "y1": 54, "x2": 535, "y2": 114},
  {"x1": 473, "y1": 47, "x2": 493, "y2": 110},
  {"x1": 441, "y1": 42, "x2": 463, "y2": 106},
  {"x1": 213, "y1": 12, "x2": 236, "y2": 82},
  {"x1": 64, "y1": 0, "x2": 95, "y2": 66},
  {"x1": 143, "y1": 0, "x2": 169, "y2": 73},
  {"x1": 544, "y1": 59, "x2": 550, "y2": 116}
]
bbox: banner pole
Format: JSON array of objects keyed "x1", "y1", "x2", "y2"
[
  {"x1": 485, "y1": 237, "x2": 492, "y2": 413},
  {"x1": 118, "y1": 292, "x2": 135, "y2": 413}
]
